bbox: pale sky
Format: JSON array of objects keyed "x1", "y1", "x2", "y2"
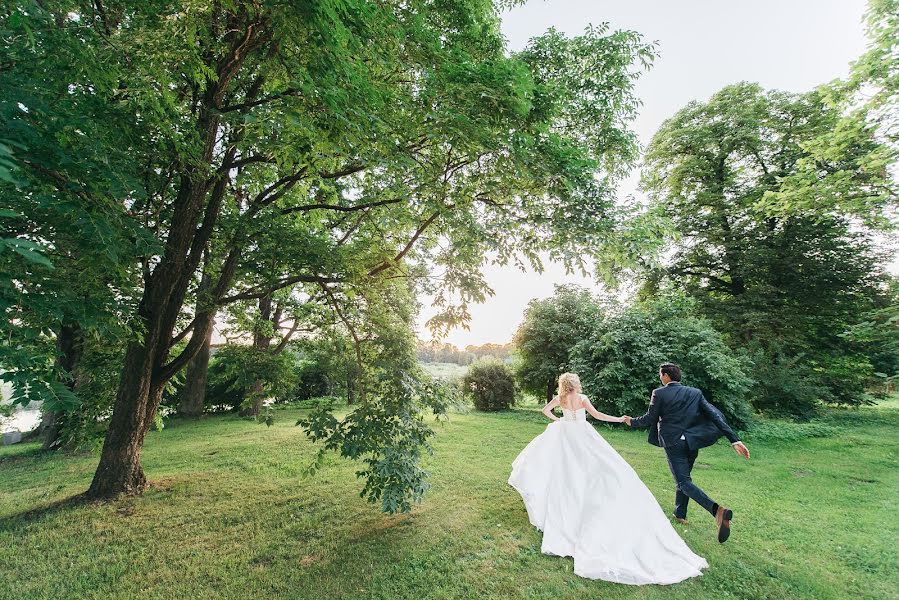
[{"x1": 417, "y1": 0, "x2": 878, "y2": 348}]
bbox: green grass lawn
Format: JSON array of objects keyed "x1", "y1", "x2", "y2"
[{"x1": 1, "y1": 400, "x2": 897, "y2": 600}]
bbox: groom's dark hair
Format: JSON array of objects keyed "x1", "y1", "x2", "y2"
[{"x1": 660, "y1": 363, "x2": 682, "y2": 381}]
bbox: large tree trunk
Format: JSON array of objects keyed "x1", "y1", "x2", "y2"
[
  {"x1": 87, "y1": 154, "x2": 221, "y2": 499},
  {"x1": 85, "y1": 19, "x2": 272, "y2": 500},
  {"x1": 42, "y1": 323, "x2": 85, "y2": 450},
  {"x1": 86, "y1": 341, "x2": 164, "y2": 498},
  {"x1": 178, "y1": 321, "x2": 214, "y2": 417},
  {"x1": 546, "y1": 380, "x2": 554, "y2": 404},
  {"x1": 178, "y1": 265, "x2": 216, "y2": 418},
  {"x1": 240, "y1": 293, "x2": 273, "y2": 418}
]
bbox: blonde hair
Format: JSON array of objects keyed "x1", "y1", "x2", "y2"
[{"x1": 558, "y1": 372, "x2": 582, "y2": 398}]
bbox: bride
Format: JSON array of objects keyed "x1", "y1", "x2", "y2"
[{"x1": 508, "y1": 372, "x2": 708, "y2": 585}]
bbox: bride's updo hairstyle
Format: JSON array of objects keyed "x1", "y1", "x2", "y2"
[{"x1": 558, "y1": 372, "x2": 581, "y2": 397}]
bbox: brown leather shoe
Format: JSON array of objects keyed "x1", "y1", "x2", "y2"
[
  {"x1": 674, "y1": 516, "x2": 688, "y2": 525},
  {"x1": 716, "y1": 506, "x2": 733, "y2": 543}
]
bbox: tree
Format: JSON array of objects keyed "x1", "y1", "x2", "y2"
[
  {"x1": 220, "y1": 287, "x2": 312, "y2": 417},
  {"x1": 513, "y1": 285, "x2": 601, "y2": 402},
  {"x1": 4, "y1": 2, "x2": 654, "y2": 505},
  {"x1": 640, "y1": 82, "x2": 893, "y2": 414},
  {"x1": 760, "y1": 0, "x2": 898, "y2": 224}
]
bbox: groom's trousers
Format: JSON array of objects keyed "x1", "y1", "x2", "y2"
[{"x1": 664, "y1": 439, "x2": 717, "y2": 519}]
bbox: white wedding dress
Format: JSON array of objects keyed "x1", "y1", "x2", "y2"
[{"x1": 508, "y1": 406, "x2": 708, "y2": 585}]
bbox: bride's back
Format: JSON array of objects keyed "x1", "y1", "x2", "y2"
[{"x1": 559, "y1": 392, "x2": 587, "y2": 421}]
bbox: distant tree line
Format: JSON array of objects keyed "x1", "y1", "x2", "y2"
[{"x1": 416, "y1": 341, "x2": 513, "y2": 365}]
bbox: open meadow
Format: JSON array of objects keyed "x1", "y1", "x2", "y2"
[{"x1": 2, "y1": 398, "x2": 897, "y2": 600}]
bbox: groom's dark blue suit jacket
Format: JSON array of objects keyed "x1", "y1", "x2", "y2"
[{"x1": 630, "y1": 382, "x2": 740, "y2": 449}]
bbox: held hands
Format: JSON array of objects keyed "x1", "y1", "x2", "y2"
[
  {"x1": 620, "y1": 415, "x2": 632, "y2": 426},
  {"x1": 732, "y1": 441, "x2": 751, "y2": 459}
]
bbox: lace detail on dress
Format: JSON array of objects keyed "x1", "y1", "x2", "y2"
[{"x1": 561, "y1": 407, "x2": 586, "y2": 422}]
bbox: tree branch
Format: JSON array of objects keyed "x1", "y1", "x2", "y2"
[
  {"x1": 219, "y1": 273, "x2": 342, "y2": 304},
  {"x1": 280, "y1": 197, "x2": 403, "y2": 216},
  {"x1": 368, "y1": 211, "x2": 440, "y2": 276},
  {"x1": 272, "y1": 320, "x2": 303, "y2": 355},
  {"x1": 218, "y1": 88, "x2": 300, "y2": 113}
]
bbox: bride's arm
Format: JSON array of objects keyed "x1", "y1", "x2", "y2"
[
  {"x1": 580, "y1": 394, "x2": 625, "y2": 423},
  {"x1": 542, "y1": 396, "x2": 561, "y2": 421}
]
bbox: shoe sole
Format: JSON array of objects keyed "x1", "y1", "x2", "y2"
[{"x1": 718, "y1": 509, "x2": 733, "y2": 543}]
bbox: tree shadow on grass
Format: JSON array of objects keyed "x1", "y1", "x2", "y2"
[
  {"x1": 0, "y1": 443, "x2": 47, "y2": 465},
  {"x1": 0, "y1": 493, "x2": 91, "y2": 531}
]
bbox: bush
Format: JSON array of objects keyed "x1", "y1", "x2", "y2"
[
  {"x1": 570, "y1": 295, "x2": 753, "y2": 428},
  {"x1": 292, "y1": 359, "x2": 334, "y2": 401},
  {"x1": 462, "y1": 359, "x2": 516, "y2": 411}
]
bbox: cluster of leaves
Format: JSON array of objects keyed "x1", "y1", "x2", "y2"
[
  {"x1": 462, "y1": 359, "x2": 517, "y2": 411},
  {"x1": 570, "y1": 294, "x2": 753, "y2": 427},
  {"x1": 299, "y1": 370, "x2": 459, "y2": 514},
  {"x1": 289, "y1": 333, "x2": 359, "y2": 403}
]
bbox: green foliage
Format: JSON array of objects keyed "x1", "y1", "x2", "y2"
[
  {"x1": 766, "y1": 0, "x2": 897, "y2": 225},
  {"x1": 513, "y1": 285, "x2": 601, "y2": 402},
  {"x1": 289, "y1": 334, "x2": 358, "y2": 403},
  {"x1": 571, "y1": 295, "x2": 753, "y2": 427},
  {"x1": 299, "y1": 372, "x2": 458, "y2": 514},
  {"x1": 275, "y1": 395, "x2": 344, "y2": 411},
  {"x1": 640, "y1": 81, "x2": 894, "y2": 415},
  {"x1": 462, "y1": 359, "x2": 517, "y2": 411},
  {"x1": 746, "y1": 346, "x2": 832, "y2": 419},
  {"x1": 840, "y1": 277, "x2": 899, "y2": 391},
  {"x1": 292, "y1": 359, "x2": 333, "y2": 402}
]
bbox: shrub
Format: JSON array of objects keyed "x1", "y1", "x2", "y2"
[
  {"x1": 570, "y1": 295, "x2": 753, "y2": 428},
  {"x1": 292, "y1": 358, "x2": 334, "y2": 401},
  {"x1": 462, "y1": 359, "x2": 516, "y2": 411}
]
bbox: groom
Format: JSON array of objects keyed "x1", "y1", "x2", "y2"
[{"x1": 623, "y1": 363, "x2": 750, "y2": 543}]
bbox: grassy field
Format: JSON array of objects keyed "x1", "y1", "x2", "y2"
[
  {"x1": 420, "y1": 361, "x2": 469, "y2": 381},
  {"x1": 1, "y1": 399, "x2": 897, "y2": 599}
]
